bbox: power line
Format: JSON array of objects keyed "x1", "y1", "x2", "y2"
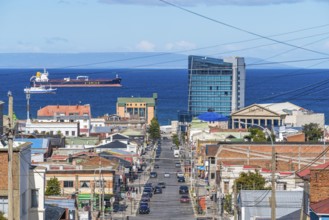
[{"x1": 159, "y1": 0, "x2": 329, "y2": 57}]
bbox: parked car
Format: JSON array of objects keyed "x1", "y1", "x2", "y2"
[
  {"x1": 177, "y1": 176, "x2": 185, "y2": 182},
  {"x1": 176, "y1": 172, "x2": 184, "y2": 178},
  {"x1": 175, "y1": 162, "x2": 181, "y2": 167},
  {"x1": 139, "y1": 204, "x2": 150, "y2": 214},
  {"x1": 164, "y1": 172, "x2": 170, "y2": 178},
  {"x1": 154, "y1": 186, "x2": 162, "y2": 194},
  {"x1": 157, "y1": 182, "x2": 166, "y2": 188},
  {"x1": 141, "y1": 194, "x2": 151, "y2": 202},
  {"x1": 180, "y1": 195, "x2": 190, "y2": 203},
  {"x1": 150, "y1": 171, "x2": 158, "y2": 178},
  {"x1": 179, "y1": 185, "x2": 189, "y2": 194},
  {"x1": 142, "y1": 190, "x2": 153, "y2": 198},
  {"x1": 154, "y1": 164, "x2": 160, "y2": 169},
  {"x1": 113, "y1": 204, "x2": 127, "y2": 212}
]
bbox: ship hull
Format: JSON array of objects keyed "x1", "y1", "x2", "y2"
[{"x1": 31, "y1": 78, "x2": 122, "y2": 88}]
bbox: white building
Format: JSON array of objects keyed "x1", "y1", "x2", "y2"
[{"x1": 25, "y1": 121, "x2": 79, "y2": 137}]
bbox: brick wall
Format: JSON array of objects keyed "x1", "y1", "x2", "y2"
[{"x1": 310, "y1": 168, "x2": 329, "y2": 203}]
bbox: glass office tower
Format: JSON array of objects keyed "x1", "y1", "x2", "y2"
[{"x1": 188, "y1": 55, "x2": 245, "y2": 116}]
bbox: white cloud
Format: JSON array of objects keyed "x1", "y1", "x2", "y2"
[
  {"x1": 165, "y1": 40, "x2": 196, "y2": 51},
  {"x1": 135, "y1": 40, "x2": 156, "y2": 52},
  {"x1": 99, "y1": 0, "x2": 305, "y2": 6}
]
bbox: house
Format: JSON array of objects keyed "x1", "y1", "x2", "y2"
[
  {"x1": 0, "y1": 140, "x2": 46, "y2": 220},
  {"x1": 238, "y1": 190, "x2": 303, "y2": 220}
]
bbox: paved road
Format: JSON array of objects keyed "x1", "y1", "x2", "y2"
[{"x1": 131, "y1": 138, "x2": 195, "y2": 220}]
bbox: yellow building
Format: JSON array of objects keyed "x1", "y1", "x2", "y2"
[{"x1": 116, "y1": 93, "x2": 157, "y2": 125}]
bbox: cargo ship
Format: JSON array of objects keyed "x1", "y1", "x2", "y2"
[{"x1": 30, "y1": 69, "x2": 122, "y2": 87}]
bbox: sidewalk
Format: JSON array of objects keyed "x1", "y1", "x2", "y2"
[{"x1": 111, "y1": 147, "x2": 154, "y2": 219}]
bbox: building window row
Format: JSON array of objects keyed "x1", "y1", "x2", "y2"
[
  {"x1": 191, "y1": 91, "x2": 232, "y2": 96},
  {"x1": 191, "y1": 86, "x2": 232, "y2": 91}
]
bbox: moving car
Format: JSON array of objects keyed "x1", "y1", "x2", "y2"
[
  {"x1": 176, "y1": 172, "x2": 184, "y2": 178},
  {"x1": 157, "y1": 182, "x2": 166, "y2": 188},
  {"x1": 179, "y1": 185, "x2": 189, "y2": 194},
  {"x1": 177, "y1": 176, "x2": 185, "y2": 182},
  {"x1": 154, "y1": 186, "x2": 162, "y2": 194},
  {"x1": 154, "y1": 164, "x2": 160, "y2": 169},
  {"x1": 175, "y1": 162, "x2": 181, "y2": 167},
  {"x1": 150, "y1": 171, "x2": 158, "y2": 178},
  {"x1": 180, "y1": 195, "x2": 190, "y2": 203},
  {"x1": 164, "y1": 172, "x2": 170, "y2": 178}
]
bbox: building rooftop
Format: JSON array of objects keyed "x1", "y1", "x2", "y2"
[{"x1": 37, "y1": 104, "x2": 91, "y2": 117}]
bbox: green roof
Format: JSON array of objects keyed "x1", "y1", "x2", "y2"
[
  {"x1": 117, "y1": 97, "x2": 156, "y2": 107},
  {"x1": 65, "y1": 137, "x2": 100, "y2": 145}
]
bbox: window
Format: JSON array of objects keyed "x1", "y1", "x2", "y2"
[
  {"x1": 210, "y1": 157, "x2": 216, "y2": 164},
  {"x1": 224, "y1": 182, "x2": 229, "y2": 194},
  {"x1": 31, "y1": 189, "x2": 39, "y2": 208},
  {"x1": 0, "y1": 197, "x2": 8, "y2": 215},
  {"x1": 95, "y1": 180, "x2": 106, "y2": 188},
  {"x1": 211, "y1": 173, "x2": 215, "y2": 179},
  {"x1": 21, "y1": 191, "x2": 27, "y2": 214},
  {"x1": 72, "y1": 131, "x2": 75, "y2": 136},
  {"x1": 80, "y1": 181, "x2": 90, "y2": 188},
  {"x1": 65, "y1": 131, "x2": 69, "y2": 136},
  {"x1": 64, "y1": 181, "x2": 74, "y2": 188}
]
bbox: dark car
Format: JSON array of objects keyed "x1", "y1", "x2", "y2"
[
  {"x1": 179, "y1": 185, "x2": 189, "y2": 194},
  {"x1": 177, "y1": 176, "x2": 185, "y2": 182},
  {"x1": 175, "y1": 162, "x2": 181, "y2": 167},
  {"x1": 141, "y1": 194, "x2": 150, "y2": 202},
  {"x1": 139, "y1": 204, "x2": 150, "y2": 214},
  {"x1": 150, "y1": 172, "x2": 158, "y2": 178},
  {"x1": 157, "y1": 182, "x2": 166, "y2": 188},
  {"x1": 154, "y1": 164, "x2": 160, "y2": 169},
  {"x1": 143, "y1": 188, "x2": 153, "y2": 197},
  {"x1": 113, "y1": 204, "x2": 127, "y2": 212},
  {"x1": 154, "y1": 186, "x2": 162, "y2": 194}
]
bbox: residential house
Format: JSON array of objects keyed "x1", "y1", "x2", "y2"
[{"x1": 0, "y1": 140, "x2": 45, "y2": 220}]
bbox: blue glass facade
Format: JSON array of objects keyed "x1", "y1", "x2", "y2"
[{"x1": 188, "y1": 55, "x2": 236, "y2": 116}]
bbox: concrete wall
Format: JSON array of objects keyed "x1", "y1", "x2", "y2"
[
  {"x1": 29, "y1": 166, "x2": 46, "y2": 220},
  {"x1": 285, "y1": 111, "x2": 325, "y2": 127},
  {"x1": 25, "y1": 121, "x2": 79, "y2": 137}
]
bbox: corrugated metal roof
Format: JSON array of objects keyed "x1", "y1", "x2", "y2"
[{"x1": 239, "y1": 190, "x2": 303, "y2": 219}]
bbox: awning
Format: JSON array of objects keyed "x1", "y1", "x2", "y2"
[{"x1": 197, "y1": 166, "x2": 205, "y2": 170}]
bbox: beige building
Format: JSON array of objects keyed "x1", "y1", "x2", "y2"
[
  {"x1": 116, "y1": 93, "x2": 157, "y2": 125},
  {"x1": 231, "y1": 102, "x2": 324, "y2": 129}
]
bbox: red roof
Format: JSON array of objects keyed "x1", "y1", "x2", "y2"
[
  {"x1": 37, "y1": 105, "x2": 91, "y2": 117},
  {"x1": 243, "y1": 165, "x2": 259, "y2": 169},
  {"x1": 261, "y1": 168, "x2": 271, "y2": 173},
  {"x1": 310, "y1": 198, "x2": 329, "y2": 214},
  {"x1": 297, "y1": 161, "x2": 329, "y2": 178}
]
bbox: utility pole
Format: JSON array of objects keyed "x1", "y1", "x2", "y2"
[
  {"x1": 233, "y1": 181, "x2": 237, "y2": 220},
  {"x1": 271, "y1": 140, "x2": 276, "y2": 220},
  {"x1": 7, "y1": 92, "x2": 14, "y2": 220}
]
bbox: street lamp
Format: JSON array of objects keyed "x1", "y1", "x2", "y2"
[{"x1": 239, "y1": 121, "x2": 276, "y2": 220}]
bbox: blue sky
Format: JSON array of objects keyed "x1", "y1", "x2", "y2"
[{"x1": 1, "y1": 0, "x2": 329, "y2": 68}]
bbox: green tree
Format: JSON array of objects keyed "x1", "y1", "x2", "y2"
[
  {"x1": 223, "y1": 194, "x2": 233, "y2": 214},
  {"x1": 244, "y1": 127, "x2": 266, "y2": 142},
  {"x1": 148, "y1": 118, "x2": 161, "y2": 142},
  {"x1": 172, "y1": 134, "x2": 180, "y2": 147},
  {"x1": 45, "y1": 177, "x2": 61, "y2": 196},
  {"x1": 303, "y1": 123, "x2": 323, "y2": 142},
  {"x1": 235, "y1": 170, "x2": 267, "y2": 191}
]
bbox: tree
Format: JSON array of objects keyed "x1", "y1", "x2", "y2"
[
  {"x1": 244, "y1": 127, "x2": 266, "y2": 142},
  {"x1": 148, "y1": 117, "x2": 161, "y2": 142},
  {"x1": 172, "y1": 134, "x2": 180, "y2": 147},
  {"x1": 0, "y1": 212, "x2": 7, "y2": 220},
  {"x1": 45, "y1": 177, "x2": 61, "y2": 196},
  {"x1": 235, "y1": 170, "x2": 267, "y2": 191},
  {"x1": 303, "y1": 123, "x2": 323, "y2": 142},
  {"x1": 223, "y1": 194, "x2": 233, "y2": 214}
]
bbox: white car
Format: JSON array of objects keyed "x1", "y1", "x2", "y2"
[
  {"x1": 164, "y1": 173, "x2": 170, "y2": 178},
  {"x1": 177, "y1": 172, "x2": 184, "y2": 178}
]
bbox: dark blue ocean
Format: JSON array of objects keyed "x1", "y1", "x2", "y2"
[{"x1": 0, "y1": 68, "x2": 329, "y2": 125}]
